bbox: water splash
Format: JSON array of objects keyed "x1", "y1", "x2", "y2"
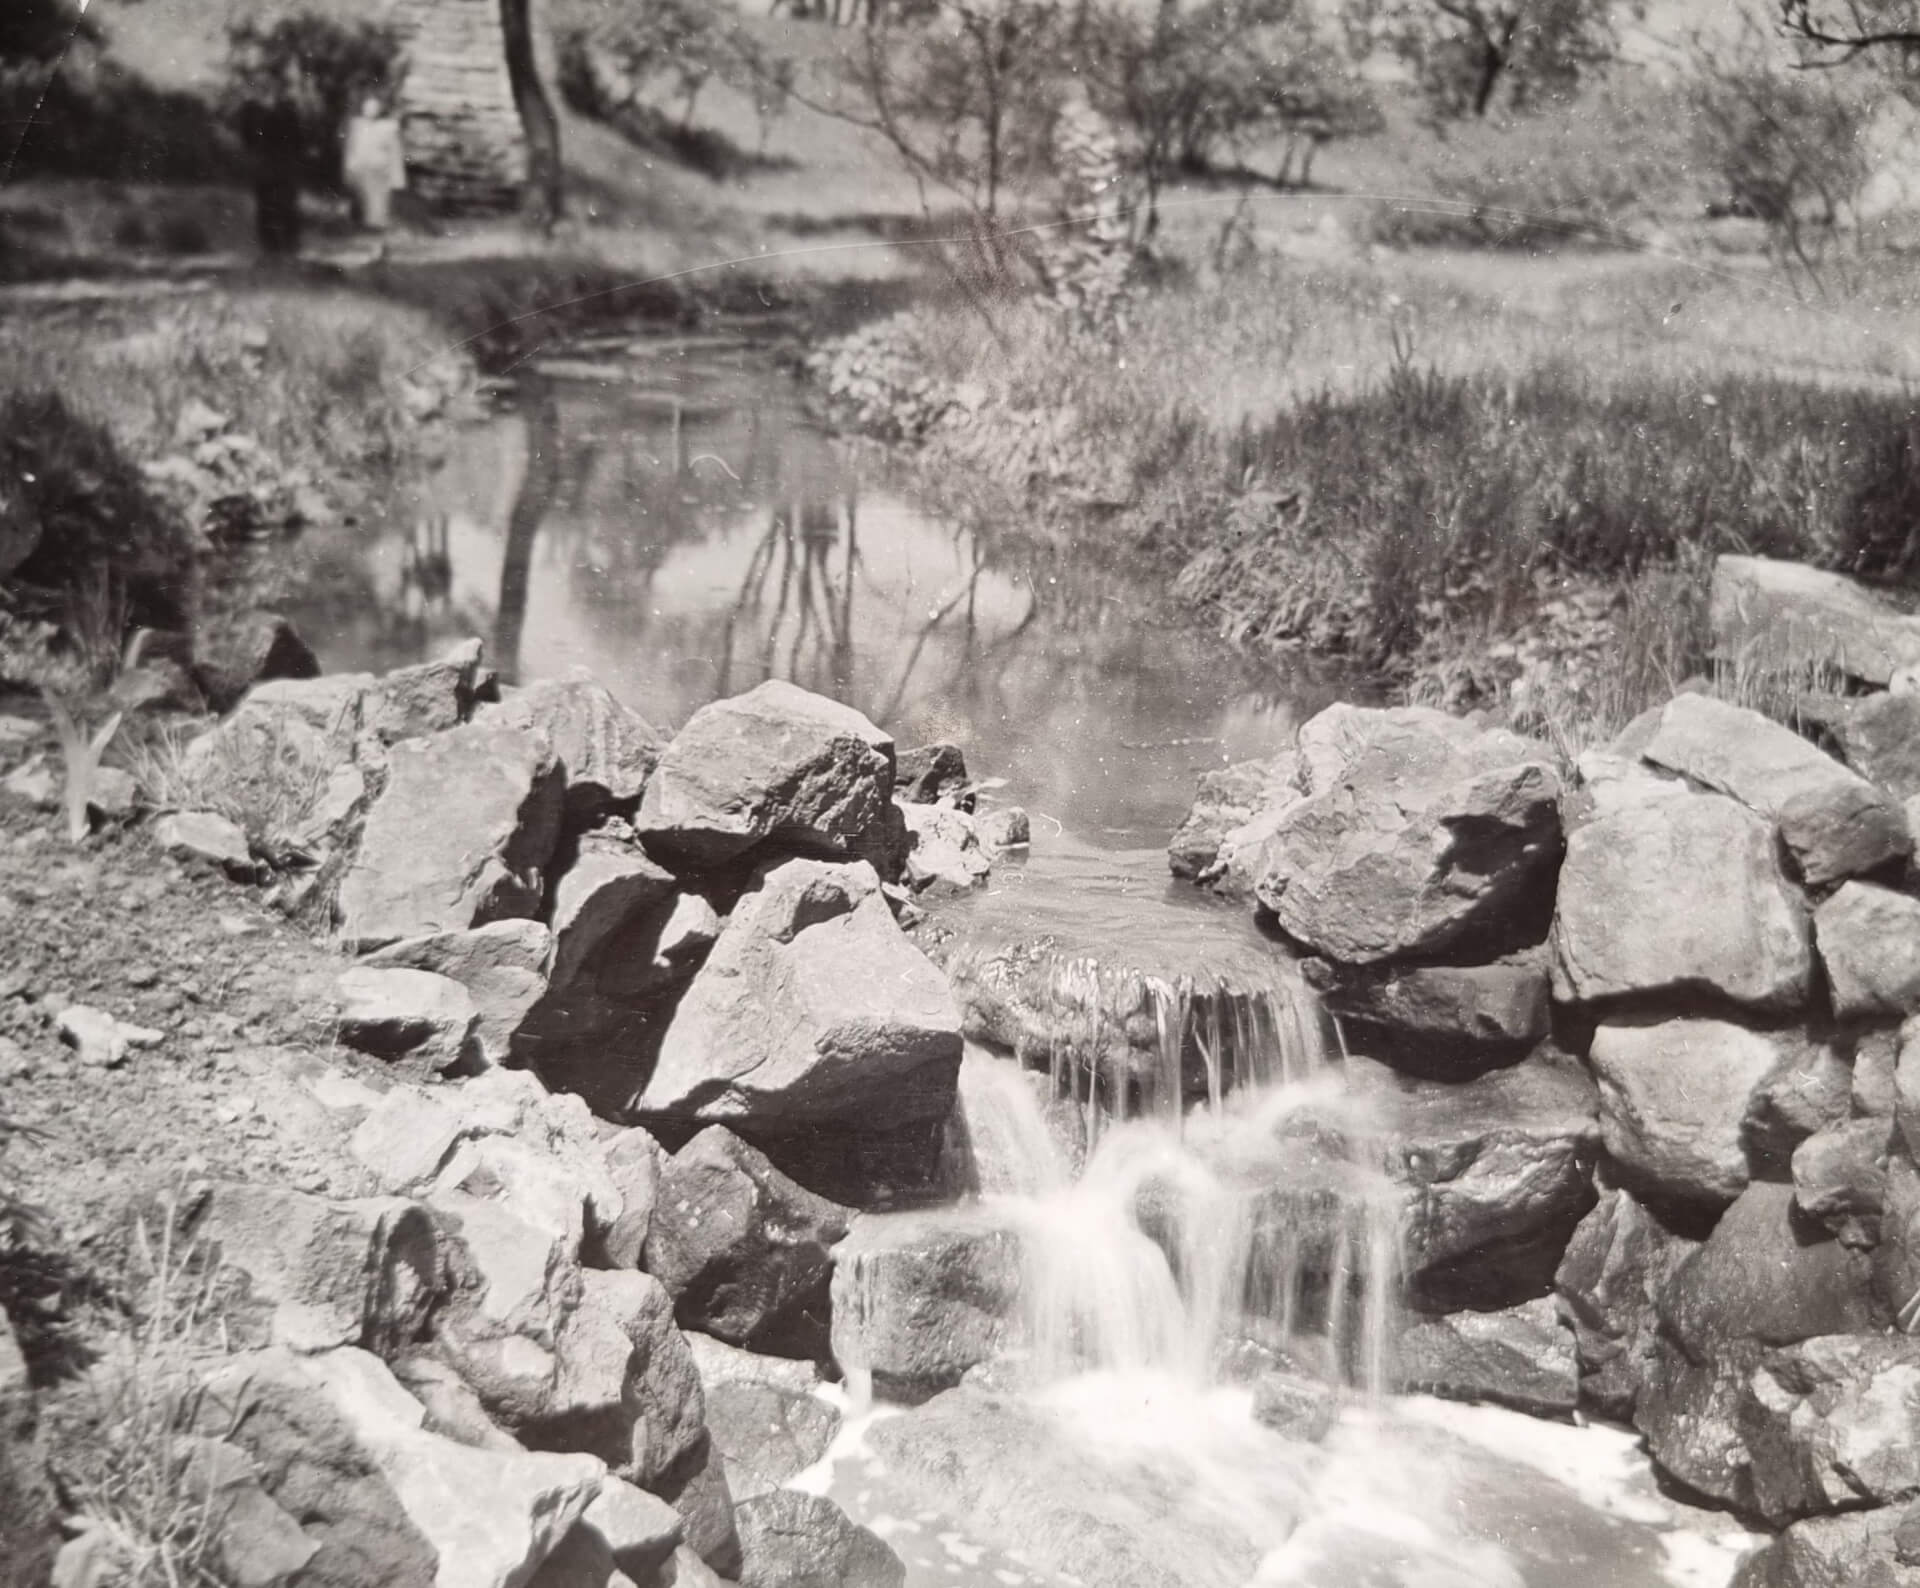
[{"x1": 958, "y1": 1033, "x2": 1403, "y2": 1396}]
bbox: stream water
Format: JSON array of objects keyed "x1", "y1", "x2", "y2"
[{"x1": 287, "y1": 333, "x2": 1757, "y2": 1588}]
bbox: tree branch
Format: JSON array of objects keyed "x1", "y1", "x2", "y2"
[{"x1": 1780, "y1": 0, "x2": 1920, "y2": 60}]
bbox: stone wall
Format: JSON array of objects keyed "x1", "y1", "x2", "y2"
[{"x1": 393, "y1": 0, "x2": 527, "y2": 213}]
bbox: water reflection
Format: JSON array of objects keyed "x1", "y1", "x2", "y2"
[{"x1": 291, "y1": 340, "x2": 1360, "y2": 845}]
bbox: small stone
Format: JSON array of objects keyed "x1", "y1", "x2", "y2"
[
  {"x1": 154, "y1": 812, "x2": 255, "y2": 877},
  {"x1": 55, "y1": 1005, "x2": 160, "y2": 1068},
  {"x1": 335, "y1": 968, "x2": 478, "y2": 1072},
  {"x1": 976, "y1": 807, "x2": 1030, "y2": 851}
]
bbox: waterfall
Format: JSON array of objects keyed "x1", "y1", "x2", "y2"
[{"x1": 954, "y1": 962, "x2": 1404, "y2": 1397}]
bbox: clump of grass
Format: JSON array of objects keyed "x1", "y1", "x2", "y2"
[
  {"x1": 124, "y1": 711, "x2": 336, "y2": 854},
  {"x1": 51, "y1": 1213, "x2": 231, "y2": 1588},
  {"x1": 0, "y1": 387, "x2": 194, "y2": 654}
]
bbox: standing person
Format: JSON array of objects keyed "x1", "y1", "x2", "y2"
[
  {"x1": 343, "y1": 95, "x2": 406, "y2": 233},
  {"x1": 239, "y1": 81, "x2": 305, "y2": 256}
]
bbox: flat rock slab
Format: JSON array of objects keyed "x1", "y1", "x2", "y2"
[
  {"x1": 337, "y1": 722, "x2": 563, "y2": 950},
  {"x1": 1710, "y1": 553, "x2": 1920, "y2": 688},
  {"x1": 734, "y1": 1491, "x2": 903, "y2": 1588},
  {"x1": 1391, "y1": 1296, "x2": 1578, "y2": 1419},
  {"x1": 363, "y1": 920, "x2": 550, "y2": 1069},
  {"x1": 636, "y1": 679, "x2": 895, "y2": 870},
  {"x1": 1642, "y1": 692, "x2": 1909, "y2": 886},
  {"x1": 1551, "y1": 793, "x2": 1812, "y2": 1014}
]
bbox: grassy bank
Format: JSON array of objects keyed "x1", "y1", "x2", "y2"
[{"x1": 825, "y1": 248, "x2": 1920, "y2": 742}]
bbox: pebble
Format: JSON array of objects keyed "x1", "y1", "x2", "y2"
[{"x1": 126, "y1": 965, "x2": 159, "y2": 989}]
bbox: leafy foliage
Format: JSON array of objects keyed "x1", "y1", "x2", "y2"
[
  {"x1": 0, "y1": 388, "x2": 193, "y2": 659},
  {"x1": 0, "y1": 0, "x2": 98, "y2": 70},
  {"x1": 221, "y1": 12, "x2": 406, "y2": 191},
  {"x1": 1688, "y1": 31, "x2": 1870, "y2": 263},
  {"x1": 1083, "y1": 0, "x2": 1378, "y2": 212},
  {"x1": 1343, "y1": 0, "x2": 1617, "y2": 118}
]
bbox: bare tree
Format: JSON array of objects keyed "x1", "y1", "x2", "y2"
[
  {"x1": 1780, "y1": 1, "x2": 1920, "y2": 60},
  {"x1": 501, "y1": 0, "x2": 563, "y2": 231}
]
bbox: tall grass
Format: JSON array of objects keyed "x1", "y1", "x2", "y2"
[{"x1": 861, "y1": 252, "x2": 1920, "y2": 698}]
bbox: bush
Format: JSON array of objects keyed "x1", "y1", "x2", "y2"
[
  {"x1": 1366, "y1": 82, "x2": 1703, "y2": 250},
  {"x1": 0, "y1": 389, "x2": 194, "y2": 655},
  {"x1": 1689, "y1": 41, "x2": 1870, "y2": 258}
]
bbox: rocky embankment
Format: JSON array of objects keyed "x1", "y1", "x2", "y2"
[
  {"x1": 1, "y1": 639, "x2": 1026, "y2": 1588},
  {"x1": 13, "y1": 548, "x2": 1920, "y2": 1586},
  {"x1": 1161, "y1": 552, "x2": 1920, "y2": 1587}
]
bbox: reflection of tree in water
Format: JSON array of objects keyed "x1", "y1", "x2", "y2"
[{"x1": 494, "y1": 383, "x2": 561, "y2": 686}]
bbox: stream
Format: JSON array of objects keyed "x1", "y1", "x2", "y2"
[{"x1": 285, "y1": 331, "x2": 1759, "y2": 1588}]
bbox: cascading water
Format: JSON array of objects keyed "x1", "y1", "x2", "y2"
[{"x1": 951, "y1": 952, "x2": 1404, "y2": 1397}]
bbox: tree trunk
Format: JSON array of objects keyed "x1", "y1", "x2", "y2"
[
  {"x1": 1470, "y1": 39, "x2": 1504, "y2": 117},
  {"x1": 499, "y1": 0, "x2": 562, "y2": 231}
]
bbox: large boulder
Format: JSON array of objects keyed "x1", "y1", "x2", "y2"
[
  {"x1": 1793, "y1": 1118, "x2": 1894, "y2": 1247},
  {"x1": 1743, "y1": 1334, "x2": 1920, "y2": 1523},
  {"x1": 1389, "y1": 1295, "x2": 1578, "y2": 1418},
  {"x1": 894, "y1": 743, "x2": 970, "y2": 806},
  {"x1": 1823, "y1": 690, "x2": 1920, "y2": 803},
  {"x1": 1658, "y1": 1182, "x2": 1882, "y2": 1364},
  {"x1": 545, "y1": 839, "x2": 678, "y2": 996},
  {"x1": 1554, "y1": 1188, "x2": 1699, "y2": 1421},
  {"x1": 191, "y1": 609, "x2": 320, "y2": 712},
  {"x1": 829, "y1": 1209, "x2": 1023, "y2": 1401},
  {"x1": 186, "y1": 1184, "x2": 451, "y2": 1356},
  {"x1": 337, "y1": 723, "x2": 564, "y2": 951},
  {"x1": 635, "y1": 680, "x2": 895, "y2": 871},
  {"x1": 527, "y1": 1269, "x2": 707, "y2": 1493},
  {"x1": 1816, "y1": 883, "x2": 1920, "y2": 1020},
  {"x1": 479, "y1": 674, "x2": 664, "y2": 829},
  {"x1": 1710, "y1": 554, "x2": 1920, "y2": 688},
  {"x1": 898, "y1": 801, "x2": 991, "y2": 895},
  {"x1": 1551, "y1": 793, "x2": 1813, "y2": 1013},
  {"x1": 201, "y1": 1346, "x2": 604, "y2": 1588},
  {"x1": 1251, "y1": 707, "x2": 1562, "y2": 966},
  {"x1": 1168, "y1": 756, "x2": 1296, "y2": 880},
  {"x1": 633, "y1": 859, "x2": 962, "y2": 1133},
  {"x1": 364, "y1": 921, "x2": 552, "y2": 1070},
  {"x1": 1730, "y1": 1509, "x2": 1920, "y2": 1588},
  {"x1": 1642, "y1": 692, "x2": 1909, "y2": 887},
  {"x1": 702, "y1": 1378, "x2": 840, "y2": 1500},
  {"x1": 1586, "y1": 1017, "x2": 1795, "y2": 1210},
  {"x1": 643, "y1": 1127, "x2": 852, "y2": 1359},
  {"x1": 1345, "y1": 1048, "x2": 1600, "y2": 1311},
  {"x1": 733, "y1": 1491, "x2": 904, "y2": 1588}
]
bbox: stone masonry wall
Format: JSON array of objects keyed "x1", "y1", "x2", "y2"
[{"x1": 393, "y1": 0, "x2": 527, "y2": 213}]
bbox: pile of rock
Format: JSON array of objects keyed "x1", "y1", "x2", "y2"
[
  {"x1": 1165, "y1": 560, "x2": 1920, "y2": 1583},
  {"x1": 26, "y1": 651, "x2": 1019, "y2": 1586},
  {"x1": 134, "y1": 1061, "x2": 894, "y2": 1588}
]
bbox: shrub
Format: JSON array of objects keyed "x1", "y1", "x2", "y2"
[{"x1": 0, "y1": 388, "x2": 193, "y2": 659}]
